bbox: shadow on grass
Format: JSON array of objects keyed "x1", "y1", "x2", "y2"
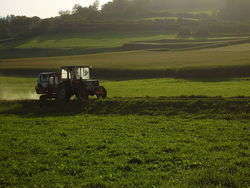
[
  {"x1": 124, "y1": 37, "x2": 250, "y2": 51},
  {"x1": 1, "y1": 65, "x2": 250, "y2": 81},
  {"x1": 0, "y1": 47, "x2": 124, "y2": 59},
  {"x1": 0, "y1": 97, "x2": 250, "y2": 118},
  {"x1": 0, "y1": 37, "x2": 30, "y2": 49}
]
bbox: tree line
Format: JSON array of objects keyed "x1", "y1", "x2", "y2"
[
  {"x1": 220, "y1": 0, "x2": 250, "y2": 20},
  {"x1": 0, "y1": 0, "x2": 250, "y2": 39}
]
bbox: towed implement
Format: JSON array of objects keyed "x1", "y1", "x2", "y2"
[{"x1": 36, "y1": 66, "x2": 107, "y2": 102}]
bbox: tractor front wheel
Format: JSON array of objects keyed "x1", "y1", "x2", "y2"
[{"x1": 95, "y1": 86, "x2": 107, "y2": 99}]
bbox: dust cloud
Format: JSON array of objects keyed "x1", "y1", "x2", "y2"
[{"x1": 0, "y1": 89, "x2": 39, "y2": 100}]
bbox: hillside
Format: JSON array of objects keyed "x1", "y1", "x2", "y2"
[
  {"x1": 0, "y1": 31, "x2": 175, "y2": 59},
  {"x1": 1, "y1": 31, "x2": 250, "y2": 59},
  {"x1": 10, "y1": 32, "x2": 176, "y2": 49},
  {"x1": 1, "y1": 41, "x2": 250, "y2": 79}
]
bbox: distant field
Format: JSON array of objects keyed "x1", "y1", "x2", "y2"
[
  {"x1": 141, "y1": 17, "x2": 199, "y2": 22},
  {"x1": 1, "y1": 31, "x2": 249, "y2": 59},
  {"x1": 0, "y1": 32, "x2": 176, "y2": 50},
  {"x1": 1, "y1": 43, "x2": 250, "y2": 79},
  {"x1": 188, "y1": 9, "x2": 215, "y2": 16},
  {"x1": 1, "y1": 43, "x2": 250, "y2": 70},
  {"x1": 0, "y1": 31, "x2": 178, "y2": 59},
  {"x1": 141, "y1": 17, "x2": 179, "y2": 21},
  {"x1": 168, "y1": 9, "x2": 215, "y2": 15}
]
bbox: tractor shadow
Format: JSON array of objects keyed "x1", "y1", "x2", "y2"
[
  {"x1": 1, "y1": 97, "x2": 250, "y2": 118},
  {"x1": 0, "y1": 100, "x2": 90, "y2": 117}
]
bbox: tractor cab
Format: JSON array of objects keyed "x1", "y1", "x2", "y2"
[
  {"x1": 59, "y1": 66, "x2": 100, "y2": 90},
  {"x1": 61, "y1": 66, "x2": 91, "y2": 80},
  {"x1": 36, "y1": 72, "x2": 59, "y2": 94}
]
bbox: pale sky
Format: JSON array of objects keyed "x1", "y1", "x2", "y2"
[{"x1": 0, "y1": 0, "x2": 111, "y2": 18}]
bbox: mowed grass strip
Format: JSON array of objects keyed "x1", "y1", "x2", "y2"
[
  {"x1": 104, "y1": 78, "x2": 250, "y2": 98},
  {"x1": 1, "y1": 76, "x2": 250, "y2": 100},
  {"x1": 1, "y1": 43, "x2": 250, "y2": 71}
]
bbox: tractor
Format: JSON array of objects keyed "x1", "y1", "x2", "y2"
[{"x1": 35, "y1": 66, "x2": 107, "y2": 102}]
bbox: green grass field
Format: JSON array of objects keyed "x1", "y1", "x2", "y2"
[
  {"x1": 0, "y1": 33, "x2": 250, "y2": 187},
  {"x1": 0, "y1": 99, "x2": 249, "y2": 187}
]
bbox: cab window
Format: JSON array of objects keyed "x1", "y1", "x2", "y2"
[{"x1": 40, "y1": 74, "x2": 49, "y2": 82}]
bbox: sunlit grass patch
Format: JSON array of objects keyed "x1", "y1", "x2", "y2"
[{"x1": 1, "y1": 76, "x2": 250, "y2": 100}]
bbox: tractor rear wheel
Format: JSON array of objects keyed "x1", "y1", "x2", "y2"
[
  {"x1": 39, "y1": 95, "x2": 51, "y2": 107},
  {"x1": 95, "y1": 86, "x2": 107, "y2": 99},
  {"x1": 39, "y1": 95, "x2": 48, "y2": 101}
]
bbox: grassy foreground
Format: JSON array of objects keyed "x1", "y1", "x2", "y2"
[
  {"x1": 0, "y1": 76, "x2": 249, "y2": 187},
  {"x1": 0, "y1": 99, "x2": 249, "y2": 187}
]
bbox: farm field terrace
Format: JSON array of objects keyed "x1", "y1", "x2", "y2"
[
  {"x1": 0, "y1": 34, "x2": 250, "y2": 59},
  {"x1": 0, "y1": 32, "x2": 176, "y2": 50},
  {"x1": 1, "y1": 43, "x2": 250, "y2": 71}
]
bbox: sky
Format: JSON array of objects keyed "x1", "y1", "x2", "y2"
[{"x1": 0, "y1": 0, "x2": 111, "y2": 18}]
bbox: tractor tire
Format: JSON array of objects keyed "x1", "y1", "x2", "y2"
[
  {"x1": 39, "y1": 95, "x2": 50, "y2": 107},
  {"x1": 76, "y1": 87, "x2": 89, "y2": 101},
  {"x1": 96, "y1": 86, "x2": 107, "y2": 99},
  {"x1": 56, "y1": 85, "x2": 70, "y2": 102},
  {"x1": 39, "y1": 95, "x2": 48, "y2": 101}
]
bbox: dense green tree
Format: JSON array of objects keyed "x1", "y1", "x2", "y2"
[
  {"x1": 0, "y1": 15, "x2": 41, "y2": 38},
  {"x1": 0, "y1": 0, "x2": 249, "y2": 39},
  {"x1": 71, "y1": 3, "x2": 100, "y2": 22},
  {"x1": 102, "y1": 0, "x2": 132, "y2": 18}
]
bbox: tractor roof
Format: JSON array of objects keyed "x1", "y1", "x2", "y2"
[
  {"x1": 39, "y1": 72, "x2": 57, "y2": 75},
  {"x1": 60, "y1": 66, "x2": 91, "y2": 69}
]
